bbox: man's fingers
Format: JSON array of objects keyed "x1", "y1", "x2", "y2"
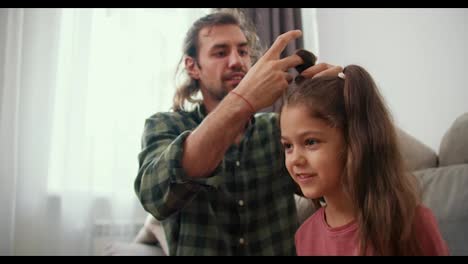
[
  {"x1": 264, "y1": 30, "x2": 302, "y2": 59},
  {"x1": 278, "y1": 54, "x2": 304, "y2": 71},
  {"x1": 285, "y1": 72, "x2": 293, "y2": 84},
  {"x1": 300, "y1": 63, "x2": 343, "y2": 78},
  {"x1": 300, "y1": 63, "x2": 329, "y2": 78},
  {"x1": 314, "y1": 65, "x2": 344, "y2": 78}
]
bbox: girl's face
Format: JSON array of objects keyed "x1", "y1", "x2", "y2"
[{"x1": 280, "y1": 104, "x2": 346, "y2": 199}]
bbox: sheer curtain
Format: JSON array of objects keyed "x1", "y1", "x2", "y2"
[{"x1": 0, "y1": 8, "x2": 209, "y2": 255}]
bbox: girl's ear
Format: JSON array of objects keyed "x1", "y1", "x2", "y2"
[{"x1": 185, "y1": 56, "x2": 200, "y2": 80}]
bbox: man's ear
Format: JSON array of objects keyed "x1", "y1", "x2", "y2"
[{"x1": 185, "y1": 56, "x2": 200, "y2": 80}]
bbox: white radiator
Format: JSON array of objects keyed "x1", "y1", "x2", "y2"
[{"x1": 92, "y1": 221, "x2": 143, "y2": 255}]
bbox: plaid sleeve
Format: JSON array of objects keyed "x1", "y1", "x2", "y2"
[{"x1": 134, "y1": 113, "x2": 222, "y2": 220}]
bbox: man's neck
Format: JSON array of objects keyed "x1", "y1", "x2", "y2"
[
  {"x1": 204, "y1": 100, "x2": 218, "y2": 114},
  {"x1": 201, "y1": 88, "x2": 223, "y2": 114}
]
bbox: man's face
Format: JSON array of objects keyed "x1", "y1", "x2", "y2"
[{"x1": 186, "y1": 24, "x2": 252, "y2": 105}]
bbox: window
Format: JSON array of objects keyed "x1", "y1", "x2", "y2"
[{"x1": 47, "y1": 8, "x2": 210, "y2": 195}]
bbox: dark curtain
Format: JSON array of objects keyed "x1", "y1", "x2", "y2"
[
  {"x1": 242, "y1": 8, "x2": 303, "y2": 112},
  {"x1": 241, "y1": 8, "x2": 303, "y2": 59}
]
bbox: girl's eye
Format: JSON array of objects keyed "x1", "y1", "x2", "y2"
[
  {"x1": 282, "y1": 142, "x2": 292, "y2": 150},
  {"x1": 305, "y1": 139, "x2": 318, "y2": 146}
]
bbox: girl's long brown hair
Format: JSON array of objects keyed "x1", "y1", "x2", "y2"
[{"x1": 282, "y1": 65, "x2": 422, "y2": 255}]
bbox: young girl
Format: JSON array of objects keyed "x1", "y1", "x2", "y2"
[{"x1": 280, "y1": 65, "x2": 449, "y2": 256}]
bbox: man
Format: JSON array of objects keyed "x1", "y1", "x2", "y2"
[{"x1": 134, "y1": 11, "x2": 342, "y2": 255}]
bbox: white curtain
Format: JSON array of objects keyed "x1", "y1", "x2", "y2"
[{"x1": 0, "y1": 8, "x2": 209, "y2": 255}]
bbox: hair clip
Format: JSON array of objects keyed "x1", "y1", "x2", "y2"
[{"x1": 338, "y1": 72, "x2": 346, "y2": 79}]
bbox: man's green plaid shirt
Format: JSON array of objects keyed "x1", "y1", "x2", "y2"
[{"x1": 135, "y1": 104, "x2": 299, "y2": 255}]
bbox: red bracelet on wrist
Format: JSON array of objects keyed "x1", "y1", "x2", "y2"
[{"x1": 230, "y1": 91, "x2": 255, "y2": 114}]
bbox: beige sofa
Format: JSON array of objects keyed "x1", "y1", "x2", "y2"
[
  {"x1": 410, "y1": 113, "x2": 468, "y2": 256},
  {"x1": 105, "y1": 113, "x2": 468, "y2": 256}
]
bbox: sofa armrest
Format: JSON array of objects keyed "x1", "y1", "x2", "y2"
[
  {"x1": 133, "y1": 214, "x2": 169, "y2": 256},
  {"x1": 103, "y1": 241, "x2": 165, "y2": 256}
]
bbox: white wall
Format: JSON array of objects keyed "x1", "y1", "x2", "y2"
[
  {"x1": 302, "y1": 8, "x2": 468, "y2": 152},
  {"x1": 0, "y1": 9, "x2": 15, "y2": 255}
]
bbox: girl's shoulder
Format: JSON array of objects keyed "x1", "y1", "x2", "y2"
[
  {"x1": 414, "y1": 204, "x2": 450, "y2": 255},
  {"x1": 297, "y1": 207, "x2": 324, "y2": 234},
  {"x1": 413, "y1": 204, "x2": 440, "y2": 235},
  {"x1": 415, "y1": 204, "x2": 437, "y2": 222}
]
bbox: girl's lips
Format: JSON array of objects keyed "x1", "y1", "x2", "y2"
[{"x1": 295, "y1": 173, "x2": 317, "y2": 183}]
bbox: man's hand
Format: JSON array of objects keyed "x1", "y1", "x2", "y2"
[
  {"x1": 233, "y1": 30, "x2": 304, "y2": 112},
  {"x1": 300, "y1": 62, "x2": 344, "y2": 79}
]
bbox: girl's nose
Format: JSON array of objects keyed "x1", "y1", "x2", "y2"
[{"x1": 291, "y1": 149, "x2": 306, "y2": 166}]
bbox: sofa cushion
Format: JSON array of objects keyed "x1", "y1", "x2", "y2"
[
  {"x1": 131, "y1": 214, "x2": 168, "y2": 256},
  {"x1": 396, "y1": 128, "x2": 438, "y2": 171},
  {"x1": 102, "y1": 241, "x2": 166, "y2": 256},
  {"x1": 414, "y1": 164, "x2": 468, "y2": 256},
  {"x1": 295, "y1": 194, "x2": 316, "y2": 225},
  {"x1": 439, "y1": 112, "x2": 468, "y2": 167}
]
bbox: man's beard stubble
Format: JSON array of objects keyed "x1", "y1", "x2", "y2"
[{"x1": 205, "y1": 83, "x2": 233, "y2": 102}]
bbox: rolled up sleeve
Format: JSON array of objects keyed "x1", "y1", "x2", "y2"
[{"x1": 134, "y1": 114, "x2": 222, "y2": 220}]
